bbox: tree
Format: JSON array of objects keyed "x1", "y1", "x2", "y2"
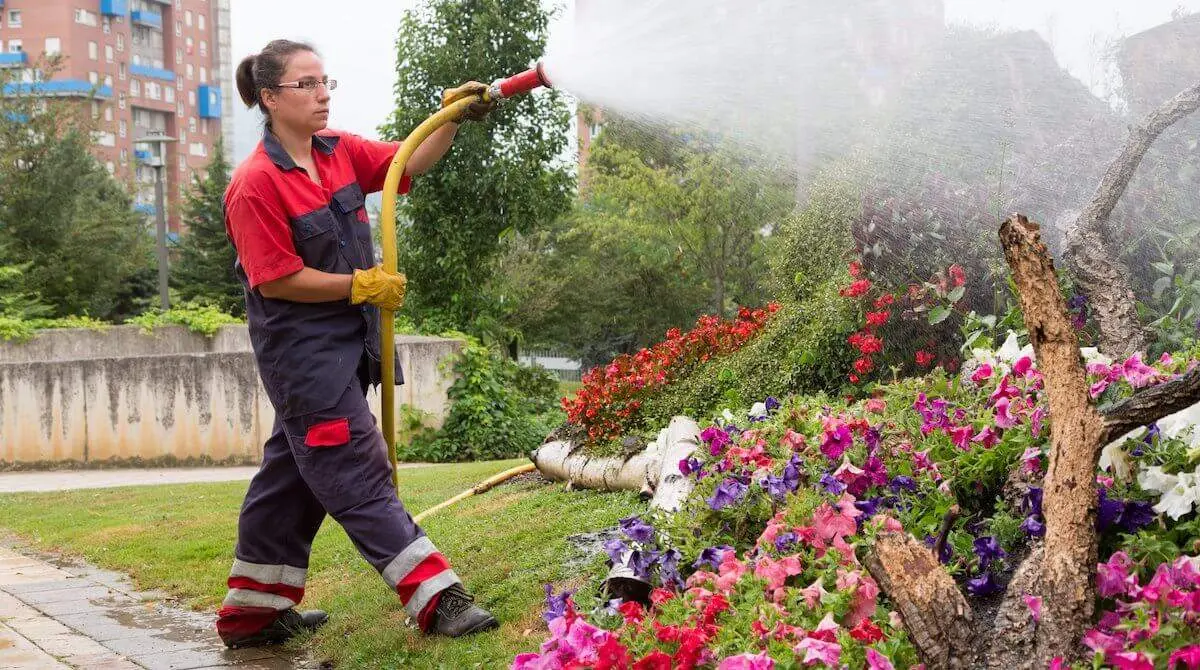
[
  {"x1": 0, "y1": 62, "x2": 153, "y2": 319},
  {"x1": 379, "y1": 0, "x2": 573, "y2": 332},
  {"x1": 173, "y1": 139, "x2": 242, "y2": 315}
]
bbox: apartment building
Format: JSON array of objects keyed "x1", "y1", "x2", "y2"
[{"x1": 0, "y1": 0, "x2": 233, "y2": 234}]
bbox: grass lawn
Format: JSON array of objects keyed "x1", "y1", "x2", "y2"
[{"x1": 0, "y1": 459, "x2": 641, "y2": 669}]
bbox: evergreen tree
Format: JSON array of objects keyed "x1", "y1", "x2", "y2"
[{"x1": 172, "y1": 139, "x2": 242, "y2": 315}]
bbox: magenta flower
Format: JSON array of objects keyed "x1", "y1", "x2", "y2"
[
  {"x1": 1029, "y1": 406, "x2": 1046, "y2": 437},
  {"x1": 1013, "y1": 355, "x2": 1034, "y2": 378},
  {"x1": 993, "y1": 396, "x2": 1021, "y2": 428},
  {"x1": 1082, "y1": 629, "x2": 1126, "y2": 656},
  {"x1": 949, "y1": 425, "x2": 974, "y2": 451},
  {"x1": 971, "y1": 362, "x2": 994, "y2": 384},
  {"x1": 1023, "y1": 594, "x2": 1042, "y2": 622},
  {"x1": 1121, "y1": 354, "x2": 1158, "y2": 388},
  {"x1": 990, "y1": 375, "x2": 1021, "y2": 404},
  {"x1": 718, "y1": 653, "x2": 775, "y2": 670},
  {"x1": 795, "y1": 637, "x2": 841, "y2": 667},
  {"x1": 701, "y1": 426, "x2": 731, "y2": 455},
  {"x1": 972, "y1": 426, "x2": 999, "y2": 449},
  {"x1": 820, "y1": 420, "x2": 854, "y2": 461},
  {"x1": 1108, "y1": 651, "x2": 1154, "y2": 670},
  {"x1": 865, "y1": 649, "x2": 896, "y2": 670},
  {"x1": 1097, "y1": 552, "x2": 1133, "y2": 598},
  {"x1": 1168, "y1": 646, "x2": 1200, "y2": 670}
]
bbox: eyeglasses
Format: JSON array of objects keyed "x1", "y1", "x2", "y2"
[{"x1": 276, "y1": 76, "x2": 337, "y2": 92}]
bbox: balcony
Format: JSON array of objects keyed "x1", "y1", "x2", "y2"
[
  {"x1": 134, "y1": 203, "x2": 156, "y2": 216},
  {"x1": 99, "y1": 0, "x2": 128, "y2": 17},
  {"x1": 134, "y1": 149, "x2": 154, "y2": 163},
  {"x1": 130, "y1": 63, "x2": 175, "y2": 82},
  {"x1": 197, "y1": 85, "x2": 221, "y2": 119},
  {"x1": 130, "y1": 10, "x2": 162, "y2": 29},
  {"x1": 2, "y1": 80, "x2": 113, "y2": 99},
  {"x1": 0, "y1": 52, "x2": 28, "y2": 68}
]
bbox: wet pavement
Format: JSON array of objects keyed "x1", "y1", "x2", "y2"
[{"x1": 0, "y1": 543, "x2": 311, "y2": 669}]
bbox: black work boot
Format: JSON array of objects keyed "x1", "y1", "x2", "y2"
[
  {"x1": 223, "y1": 609, "x2": 329, "y2": 649},
  {"x1": 425, "y1": 584, "x2": 498, "y2": 637}
]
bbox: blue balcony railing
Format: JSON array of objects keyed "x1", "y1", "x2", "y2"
[
  {"x1": 100, "y1": 0, "x2": 129, "y2": 16},
  {"x1": 198, "y1": 85, "x2": 222, "y2": 119},
  {"x1": 129, "y1": 63, "x2": 175, "y2": 82},
  {"x1": 130, "y1": 10, "x2": 162, "y2": 29},
  {"x1": 2, "y1": 80, "x2": 113, "y2": 99},
  {"x1": 0, "y1": 52, "x2": 28, "y2": 68}
]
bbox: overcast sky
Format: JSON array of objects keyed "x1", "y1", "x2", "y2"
[{"x1": 227, "y1": 0, "x2": 1199, "y2": 165}]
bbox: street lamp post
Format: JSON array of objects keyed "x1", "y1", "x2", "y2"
[{"x1": 135, "y1": 132, "x2": 177, "y2": 311}]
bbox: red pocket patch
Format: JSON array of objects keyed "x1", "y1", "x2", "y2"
[{"x1": 305, "y1": 418, "x2": 350, "y2": 447}]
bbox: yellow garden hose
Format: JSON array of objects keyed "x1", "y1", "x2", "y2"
[
  {"x1": 378, "y1": 95, "x2": 480, "y2": 490},
  {"x1": 413, "y1": 462, "x2": 537, "y2": 524}
]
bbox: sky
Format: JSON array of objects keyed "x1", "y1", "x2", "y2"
[{"x1": 228, "y1": 0, "x2": 1199, "y2": 165}]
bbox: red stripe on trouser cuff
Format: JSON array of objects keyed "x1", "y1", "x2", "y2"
[
  {"x1": 227, "y1": 576, "x2": 305, "y2": 605},
  {"x1": 418, "y1": 593, "x2": 442, "y2": 632},
  {"x1": 395, "y1": 553, "x2": 451, "y2": 604},
  {"x1": 216, "y1": 606, "x2": 280, "y2": 641}
]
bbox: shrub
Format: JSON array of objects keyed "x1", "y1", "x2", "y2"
[
  {"x1": 125, "y1": 301, "x2": 242, "y2": 337},
  {"x1": 399, "y1": 338, "x2": 558, "y2": 463}
]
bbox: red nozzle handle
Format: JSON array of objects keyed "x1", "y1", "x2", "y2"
[{"x1": 496, "y1": 62, "x2": 552, "y2": 98}]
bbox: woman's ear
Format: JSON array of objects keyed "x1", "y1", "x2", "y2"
[{"x1": 261, "y1": 87, "x2": 275, "y2": 112}]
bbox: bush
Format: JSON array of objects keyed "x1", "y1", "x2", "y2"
[
  {"x1": 637, "y1": 279, "x2": 858, "y2": 433},
  {"x1": 124, "y1": 301, "x2": 242, "y2": 337},
  {"x1": 768, "y1": 178, "x2": 858, "y2": 303},
  {"x1": 399, "y1": 338, "x2": 559, "y2": 463}
]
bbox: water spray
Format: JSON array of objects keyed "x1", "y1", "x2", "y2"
[{"x1": 377, "y1": 64, "x2": 551, "y2": 496}]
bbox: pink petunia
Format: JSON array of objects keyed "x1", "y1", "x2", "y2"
[
  {"x1": 865, "y1": 649, "x2": 896, "y2": 670},
  {"x1": 1013, "y1": 356, "x2": 1034, "y2": 378},
  {"x1": 1029, "y1": 406, "x2": 1046, "y2": 438},
  {"x1": 821, "y1": 419, "x2": 854, "y2": 460},
  {"x1": 865, "y1": 398, "x2": 887, "y2": 414},
  {"x1": 718, "y1": 652, "x2": 776, "y2": 670},
  {"x1": 990, "y1": 375, "x2": 1021, "y2": 403},
  {"x1": 755, "y1": 556, "x2": 802, "y2": 601},
  {"x1": 971, "y1": 362, "x2": 994, "y2": 384},
  {"x1": 1168, "y1": 645, "x2": 1200, "y2": 670},
  {"x1": 1082, "y1": 629, "x2": 1126, "y2": 656},
  {"x1": 1097, "y1": 552, "x2": 1133, "y2": 599},
  {"x1": 1109, "y1": 651, "x2": 1154, "y2": 670},
  {"x1": 972, "y1": 426, "x2": 999, "y2": 449},
  {"x1": 781, "y1": 429, "x2": 807, "y2": 451},
  {"x1": 1024, "y1": 594, "x2": 1042, "y2": 622},
  {"x1": 715, "y1": 553, "x2": 749, "y2": 593},
  {"x1": 949, "y1": 425, "x2": 974, "y2": 451},
  {"x1": 813, "y1": 502, "x2": 857, "y2": 542},
  {"x1": 801, "y1": 577, "x2": 829, "y2": 608},
  {"x1": 795, "y1": 637, "x2": 841, "y2": 667},
  {"x1": 1122, "y1": 354, "x2": 1158, "y2": 388},
  {"x1": 994, "y1": 396, "x2": 1021, "y2": 429}
]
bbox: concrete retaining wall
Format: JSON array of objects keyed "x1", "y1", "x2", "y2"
[{"x1": 0, "y1": 325, "x2": 463, "y2": 467}]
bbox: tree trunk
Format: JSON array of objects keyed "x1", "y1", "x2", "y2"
[
  {"x1": 1000, "y1": 215, "x2": 1107, "y2": 665},
  {"x1": 1065, "y1": 80, "x2": 1200, "y2": 357}
]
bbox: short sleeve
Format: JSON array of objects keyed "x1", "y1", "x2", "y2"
[
  {"x1": 339, "y1": 132, "x2": 412, "y2": 195},
  {"x1": 225, "y1": 194, "x2": 304, "y2": 289}
]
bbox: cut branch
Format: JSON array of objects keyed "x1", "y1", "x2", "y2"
[
  {"x1": 1100, "y1": 366, "x2": 1200, "y2": 444},
  {"x1": 1001, "y1": 215, "x2": 1107, "y2": 665},
  {"x1": 1065, "y1": 81, "x2": 1200, "y2": 356}
]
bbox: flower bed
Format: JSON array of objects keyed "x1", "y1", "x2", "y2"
[
  {"x1": 517, "y1": 336, "x2": 1200, "y2": 669},
  {"x1": 563, "y1": 304, "x2": 781, "y2": 444}
]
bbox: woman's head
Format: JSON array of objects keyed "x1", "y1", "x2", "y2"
[{"x1": 236, "y1": 39, "x2": 333, "y2": 134}]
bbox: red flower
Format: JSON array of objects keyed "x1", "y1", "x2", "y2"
[
  {"x1": 850, "y1": 619, "x2": 884, "y2": 643},
  {"x1": 849, "y1": 374, "x2": 860, "y2": 384},
  {"x1": 849, "y1": 261, "x2": 863, "y2": 278},
  {"x1": 618, "y1": 600, "x2": 645, "y2": 625},
  {"x1": 597, "y1": 635, "x2": 633, "y2": 670},
  {"x1": 865, "y1": 310, "x2": 891, "y2": 328},
  {"x1": 854, "y1": 358, "x2": 874, "y2": 374},
  {"x1": 916, "y1": 350, "x2": 935, "y2": 367},
  {"x1": 650, "y1": 588, "x2": 675, "y2": 607},
  {"x1": 839, "y1": 279, "x2": 872, "y2": 298},
  {"x1": 873, "y1": 294, "x2": 895, "y2": 308},
  {"x1": 633, "y1": 651, "x2": 673, "y2": 670},
  {"x1": 949, "y1": 263, "x2": 966, "y2": 288}
]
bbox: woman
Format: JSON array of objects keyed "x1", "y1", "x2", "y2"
[{"x1": 216, "y1": 39, "x2": 498, "y2": 648}]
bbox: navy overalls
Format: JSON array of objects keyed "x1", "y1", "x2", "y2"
[{"x1": 216, "y1": 128, "x2": 459, "y2": 642}]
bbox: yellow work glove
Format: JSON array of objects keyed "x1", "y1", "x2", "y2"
[
  {"x1": 349, "y1": 265, "x2": 407, "y2": 312},
  {"x1": 441, "y1": 80, "x2": 496, "y2": 122}
]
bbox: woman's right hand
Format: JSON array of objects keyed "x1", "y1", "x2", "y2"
[{"x1": 349, "y1": 265, "x2": 407, "y2": 311}]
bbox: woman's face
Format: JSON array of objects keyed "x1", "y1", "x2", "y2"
[{"x1": 263, "y1": 50, "x2": 331, "y2": 135}]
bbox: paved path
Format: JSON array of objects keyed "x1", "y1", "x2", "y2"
[
  {"x1": 0, "y1": 544, "x2": 310, "y2": 669},
  {"x1": 0, "y1": 463, "x2": 431, "y2": 494}
]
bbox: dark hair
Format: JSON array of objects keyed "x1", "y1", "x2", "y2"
[{"x1": 235, "y1": 39, "x2": 316, "y2": 115}]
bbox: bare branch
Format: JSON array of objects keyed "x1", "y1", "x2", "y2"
[{"x1": 1100, "y1": 366, "x2": 1200, "y2": 444}]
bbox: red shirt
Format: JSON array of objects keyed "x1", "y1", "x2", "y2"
[{"x1": 224, "y1": 129, "x2": 411, "y2": 289}]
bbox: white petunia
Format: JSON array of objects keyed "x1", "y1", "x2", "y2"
[
  {"x1": 1152, "y1": 471, "x2": 1200, "y2": 520},
  {"x1": 748, "y1": 402, "x2": 767, "y2": 418},
  {"x1": 1138, "y1": 465, "x2": 1179, "y2": 494},
  {"x1": 996, "y1": 331, "x2": 1034, "y2": 365},
  {"x1": 1100, "y1": 442, "x2": 1133, "y2": 483}
]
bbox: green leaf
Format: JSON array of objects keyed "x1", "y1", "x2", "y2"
[
  {"x1": 929, "y1": 305, "x2": 952, "y2": 325},
  {"x1": 947, "y1": 286, "x2": 966, "y2": 303}
]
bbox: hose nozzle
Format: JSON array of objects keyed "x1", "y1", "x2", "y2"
[{"x1": 489, "y1": 62, "x2": 553, "y2": 100}]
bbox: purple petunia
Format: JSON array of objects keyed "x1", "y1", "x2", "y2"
[
  {"x1": 973, "y1": 536, "x2": 1006, "y2": 569},
  {"x1": 679, "y1": 456, "x2": 705, "y2": 478},
  {"x1": 761, "y1": 456, "x2": 802, "y2": 502},
  {"x1": 1021, "y1": 515, "x2": 1045, "y2": 537},
  {"x1": 543, "y1": 584, "x2": 574, "y2": 623},
  {"x1": 658, "y1": 549, "x2": 683, "y2": 589},
  {"x1": 774, "y1": 532, "x2": 798, "y2": 553},
  {"x1": 820, "y1": 472, "x2": 847, "y2": 495},
  {"x1": 765, "y1": 396, "x2": 781, "y2": 412},
  {"x1": 1097, "y1": 489, "x2": 1125, "y2": 531},
  {"x1": 966, "y1": 571, "x2": 1004, "y2": 596},
  {"x1": 890, "y1": 475, "x2": 917, "y2": 492},
  {"x1": 619, "y1": 515, "x2": 656, "y2": 544},
  {"x1": 693, "y1": 545, "x2": 733, "y2": 570},
  {"x1": 1023, "y1": 487, "x2": 1044, "y2": 518},
  {"x1": 854, "y1": 497, "x2": 883, "y2": 519},
  {"x1": 629, "y1": 549, "x2": 660, "y2": 580},
  {"x1": 864, "y1": 426, "x2": 883, "y2": 454},
  {"x1": 1120, "y1": 500, "x2": 1156, "y2": 532},
  {"x1": 708, "y1": 477, "x2": 749, "y2": 511},
  {"x1": 604, "y1": 538, "x2": 628, "y2": 566}
]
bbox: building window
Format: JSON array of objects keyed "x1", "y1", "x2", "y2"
[
  {"x1": 198, "y1": 15, "x2": 205, "y2": 31},
  {"x1": 189, "y1": 117, "x2": 197, "y2": 132},
  {"x1": 8, "y1": 11, "x2": 21, "y2": 28},
  {"x1": 175, "y1": 21, "x2": 182, "y2": 37},
  {"x1": 185, "y1": 10, "x2": 192, "y2": 27},
  {"x1": 165, "y1": 87, "x2": 174, "y2": 103},
  {"x1": 120, "y1": 93, "x2": 127, "y2": 110},
  {"x1": 105, "y1": 45, "x2": 114, "y2": 62},
  {"x1": 201, "y1": 118, "x2": 208, "y2": 135},
  {"x1": 105, "y1": 107, "x2": 113, "y2": 122},
  {"x1": 45, "y1": 38, "x2": 62, "y2": 56},
  {"x1": 120, "y1": 149, "x2": 128, "y2": 165},
  {"x1": 200, "y1": 67, "x2": 207, "y2": 83},
  {"x1": 186, "y1": 64, "x2": 193, "y2": 80},
  {"x1": 176, "y1": 78, "x2": 182, "y2": 91},
  {"x1": 88, "y1": 71, "x2": 99, "y2": 85},
  {"x1": 75, "y1": 9, "x2": 99, "y2": 27},
  {"x1": 199, "y1": 41, "x2": 207, "y2": 58},
  {"x1": 179, "y1": 130, "x2": 187, "y2": 144},
  {"x1": 188, "y1": 90, "x2": 195, "y2": 107},
  {"x1": 91, "y1": 102, "x2": 101, "y2": 119},
  {"x1": 186, "y1": 37, "x2": 193, "y2": 54},
  {"x1": 104, "y1": 75, "x2": 113, "y2": 88},
  {"x1": 119, "y1": 63, "x2": 126, "y2": 80},
  {"x1": 7, "y1": 39, "x2": 22, "y2": 53},
  {"x1": 119, "y1": 120, "x2": 127, "y2": 138},
  {"x1": 88, "y1": 42, "x2": 99, "y2": 60},
  {"x1": 103, "y1": 17, "x2": 111, "y2": 34},
  {"x1": 117, "y1": 35, "x2": 124, "y2": 52},
  {"x1": 179, "y1": 155, "x2": 186, "y2": 170},
  {"x1": 177, "y1": 102, "x2": 184, "y2": 117},
  {"x1": 130, "y1": 80, "x2": 140, "y2": 96},
  {"x1": 176, "y1": 48, "x2": 183, "y2": 64},
  {"x1": 106, "y1": 161, "x2": 116, "y2": 175}
]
